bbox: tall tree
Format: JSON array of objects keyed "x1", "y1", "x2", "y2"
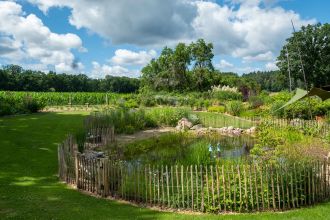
[
  {"x1": 190, "y1": 39, "x2": 214, "y2": 91},
  {"x1": 277, "y1": 23, "x2": 330, "y2": 88}
]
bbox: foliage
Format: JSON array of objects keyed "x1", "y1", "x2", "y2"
[
  {"x1": 248, "y1": 95, "x2": 264, "y2": 109},
  {"x1": 277, "y1": 23, "x2": 330, "y2": 88},
  {"x1": 0, "y1": 93, "x2": 45, "y2": 116},
  {"x1": 0, "y1": 65, "x2": 140, "y2": 93},
  {"x1": 0, "y1": 91, "x2": 137, "y2": 106},
  {"x1": 195, "y1": 112, "x2": 254, "y2": 129},
  {"x1": 207, "y1": 105, "x2": 225, "y2": 113},
  {"x1": 85, "y1": 107, "x2": 195, "y2": 134},
  {"x1": 251, "y1": 121, "x2": 330, "y2": 163},
  {"x1": 123, "y1": 99, "x2": 139, "y2": 108},
  {"x1": 86, "y1": 107, "x2": 154, "y2": 134},
  {"x1": 22, "y1": 96, "x2": 46, "y2": 113},
  {"x1": 270, "y1": 100, "x2": 286, "y2": 118},
  {"x1": 226, "y1": 101, "x2": 244, "y2": 116},
  {"x1": 212, "y1": 90, "x2": 243, "y2": 101},
  {"x1": 146, "y1": 107, "x2": 192, "y2": 127},
  {"x1": 75, "y1": 130, "x2": 86, "y2": 153}
]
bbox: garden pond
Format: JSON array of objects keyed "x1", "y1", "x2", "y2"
[{"x1": 104, "y1": 132, "x2": 255, "y2": 166}]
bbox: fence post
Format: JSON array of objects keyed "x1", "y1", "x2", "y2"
[
  {"x1": 75, "y1": 152, "x2": 79, "y2": 189},
  {"x1": 200, "y1": 165, "x2": 204, "y2": 212}
]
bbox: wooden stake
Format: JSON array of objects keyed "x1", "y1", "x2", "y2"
[
  {"x1": 222, "y1": 165, "x2": 227, "y2": 212},
  {"x1": 166, "y1": 165, "x2": 170, "y2": 206}
]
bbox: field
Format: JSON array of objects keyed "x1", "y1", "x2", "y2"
[{"x1": 1, "y1": 111, "x2": 330, "y2": 220}]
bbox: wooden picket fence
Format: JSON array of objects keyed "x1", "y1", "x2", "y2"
[
  {"x1": 59, "y1": 137, "x2": 330, "y2": 213},
  {"x1": 199, "y1": 113, "x2": 329, "y2": 137},
  {"x1": 58, "y1": 127, "x2": 115, "y2": 184}
]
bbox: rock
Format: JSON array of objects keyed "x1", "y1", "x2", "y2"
[
  {"x1": 232, "y1": 129, "x2": 241, "y2": 135},
  {"x1": 196, "y1": 128, "x2": 208, "y2": 135},
  {"x1": 191, "y1": 124, "x2": 203, "y2": 130},
  {"x1": 176, "y1": 118, "x2": 193, "y2": 131},
  {"x1": 96, "y1": 152, "x2": 105, "y2": 158},
  {"x1": 209, "y1": 127, "x2": 219, "y2": 132},
  {"x1": 83, "y1": 150, "x2": 105, "y2": 159},
  {"x1": 227, "y1": 126, "x2": 234, "y2": 131}
]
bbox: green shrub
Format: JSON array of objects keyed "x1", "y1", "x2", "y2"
[
  {"x1": 0, "y1": 94, "x2": 44, "y2": 116},
  {"x1": 139, "y1": 96, "x2": 156, "y2": 107},
  {"x1": 248, "y1": 95, "x2": 264, "y2": 109},
  {"x1": 124, "y1": 99, "x2": 139, "y2": 108},
  {"x1": 22, "y1": 96, "x2": 45, "y2": 113},
  {"x1": 75, "y1": 130, "x2": 86, "y2": 153},
  {"x1": 86, "y1": 107, "x2": 154, "y2": 134},
  {"x1": 226, "y1": 101, "x2": 243, "y2": 116},
  {"x1": 146, "y1": 107, "x2": 191, "y2": 126},
  {"x1": 315, "y1": 100, "x2": 330, "y2": 116},
  {"x1": 270, "y1": 100, "x2": 286, "y2": 118},
  {"x1": 284, "y1": 98, "x2": 319, "y2": 119},
  {"x1": 207, "y1": 105, "x2": 225, "y2": 113},
  {"x1": 212, "y1": 90, "x2": 242, "y2": 101}
]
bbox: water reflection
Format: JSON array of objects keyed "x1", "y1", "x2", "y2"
[{"x1": 106, "y1": 133, "x2": 255, "y2": 166}]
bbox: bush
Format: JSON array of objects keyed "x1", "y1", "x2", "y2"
[
  {"x1": 75, "y1": 130, "x2": 86, "y2": 153},
  {"x1": 146, "y1": 107, "x2": 191, "y2": 126},
  {"x1": 248, "y1": 95, "x2": 264, "y2": 109},
  {"x1": 207, "y1": 105, "x2": 225, "y2": 113},
  {"x1": 0, "y1": 94, "x2": 44, "y2": 116},
  {"x1": 315, "y1": 100, "x2": 330, "y2": 116},
  {"x1": 284, "y1": 98, "x2": 320, "y2": 119},
  {"x1": 139, "y1": 96, "x2": 156, "y2": 107},
  {"x1": 270, "y1": 100, "x2": 286, "y2": 118},
  {"x1": 22, "y1": 96, "x2": 45, "y2": 113},
  {"x1": 226, "y1": 101, "x2": 243, "y2": 116},
  {"x1": 86, "y1": 107, "x2": 154, "y2": 134},
  {"x1": 124, "y1": 99, "x2": 139, "y2": 108},
  {"x1": 212, "y1": 90, "x2": 242, "y2": 101}
]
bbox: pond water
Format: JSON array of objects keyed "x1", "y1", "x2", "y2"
[{"x1": 106, "y1": 133, "x2": 255, "y2": 166}]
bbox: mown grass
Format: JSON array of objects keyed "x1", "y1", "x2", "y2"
[
  {"x1": 196, "y1": 111, "x2": 255, "y2": 129},
  {"x1": 1, "y1": 111, "x2": 330, "y2": 219}
]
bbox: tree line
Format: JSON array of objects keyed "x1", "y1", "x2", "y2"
[
  {"x1": 0, "y1": 63, "x2": 287, "y2": 94},
  {"x1": 0, "y1": 65, "x2": 139, "y2": 93}
]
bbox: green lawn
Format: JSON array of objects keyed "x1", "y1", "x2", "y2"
[
  {"x1": 1, "y1": 112, "x2": 330, "y2": 219},
  {"x1": 195, "y1": 112, "x2": 255, "y2": 129}
]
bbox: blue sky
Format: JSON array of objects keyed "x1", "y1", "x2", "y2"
[{"x1": 0, "y1": 0, "x2": 329, "y2": 78}]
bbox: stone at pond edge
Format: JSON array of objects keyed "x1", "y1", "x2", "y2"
[
  {"x1": 176, "y1": 117, "x2": 193, "y2": 131},
  {"x1": 190, "y1": 124, "x2": 203, "y2": 130}
]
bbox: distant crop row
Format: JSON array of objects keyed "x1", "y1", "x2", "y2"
[{"x1": 0, "y1": 91, "x2": 136, "y2": 106}]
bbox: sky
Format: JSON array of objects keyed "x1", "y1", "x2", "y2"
[{"x1": 0, "y1": 0, "x2": 329, "y2": 78}]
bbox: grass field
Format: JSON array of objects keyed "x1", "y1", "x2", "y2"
[
  {"x1": 195, "y1": 112, "x2": 255, "y2": 129},
  {"x1": 1, "y1": 112, "x2": 330, "y2": 219}
]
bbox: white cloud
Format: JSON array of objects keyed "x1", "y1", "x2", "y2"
[
  {"x1": 243, "y1": 51, "x2": 274, "y2": 62},
  {"x1": 265, "y1": 61, "x2": 279, "y2": 71},
  {"x1": 91, "y1": 61, "x2": 140, "y2": 78},
  {"x1": 193, "y1": 1, "x2": 315, "y2": 58},
  {"x1": 110, "y1": 49, "x2": 157, "y2": 66},
  {"x1": 29, "y1": 0, "x2": 314, "y2": 59},
  {"x1": 217, "y1": 59, "x2": 234, "y2": 69},
  {"x1": 29, "y1": 0, "x2": 197, "y2": 46},
  {"x1": 0, "y1": 1, "x2": 84, "y2": 73}
]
